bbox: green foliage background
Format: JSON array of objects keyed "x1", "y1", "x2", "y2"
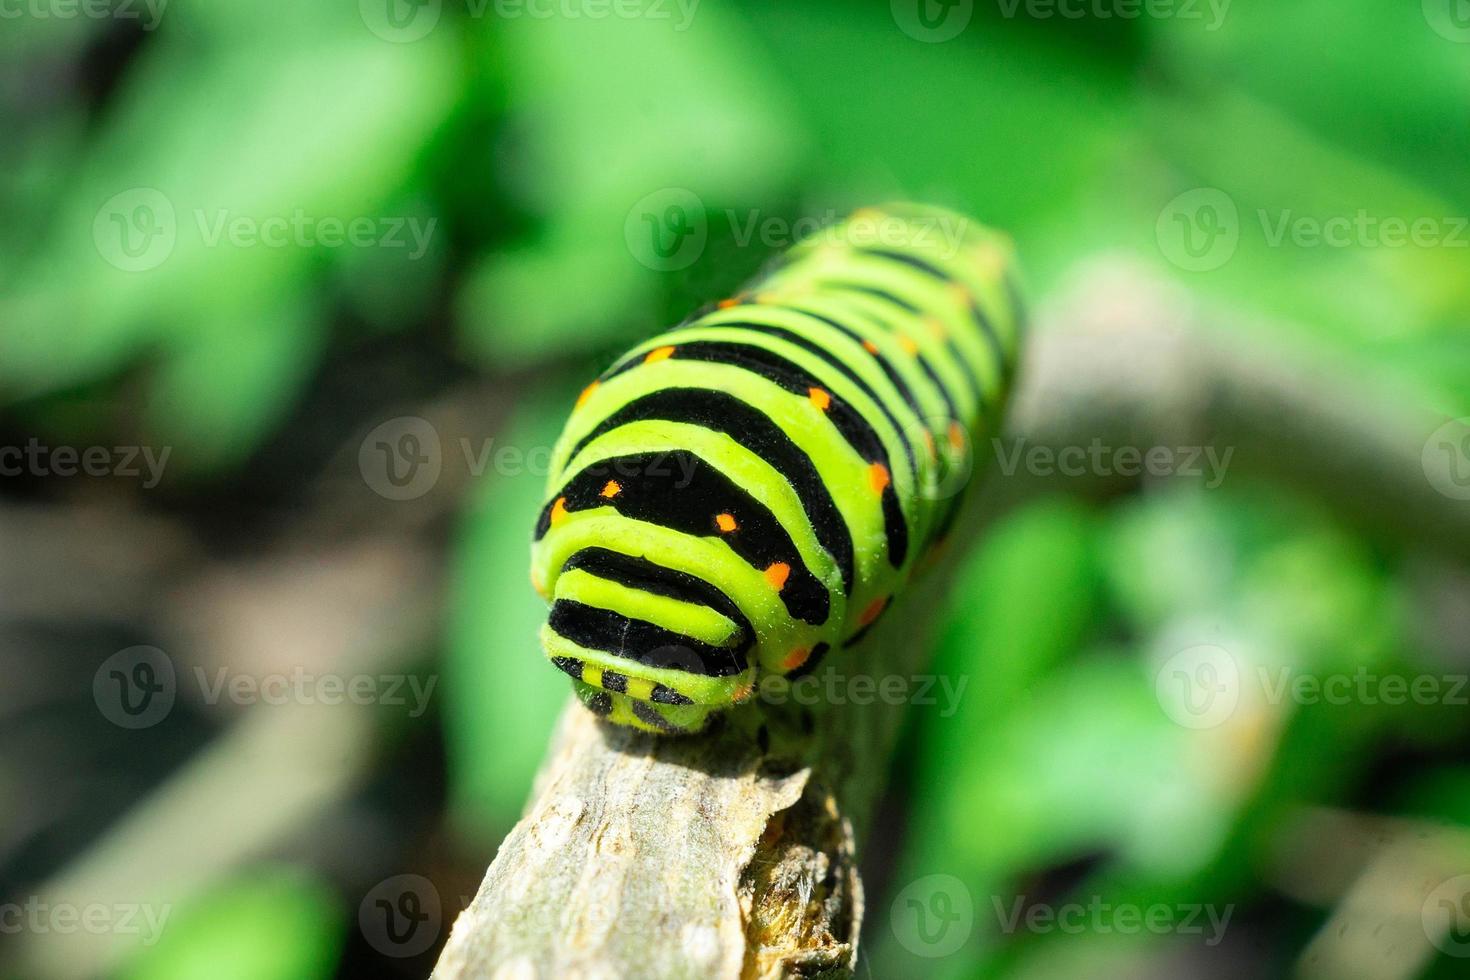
[{"x1": 2, "y1": 1, "x2": 1468, "y2": 978}]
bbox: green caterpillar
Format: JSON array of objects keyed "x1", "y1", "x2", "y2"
[{"x1": 531, "y1": 204, "x2": 1023, "y2": 734}]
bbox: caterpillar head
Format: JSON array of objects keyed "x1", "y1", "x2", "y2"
[{"x1": 533, "y1": 540, "x2": 759, "y2": 734}]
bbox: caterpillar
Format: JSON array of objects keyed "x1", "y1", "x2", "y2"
[{"x1": 531, "y1": 203, "x2": 1023, "y2": 734}]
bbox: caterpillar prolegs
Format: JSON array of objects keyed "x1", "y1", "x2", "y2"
[{"x1": 531, "y1": 204, "x2": 1023, "y2": 734}]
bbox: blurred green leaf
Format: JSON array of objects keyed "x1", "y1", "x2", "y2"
[
  {"x1": 747, "y1": 1, "x2": 1143, "y2": 292},
  {"x1": 456, "y1": 1, "x2": 804, "y2": 366},
  {"x1": 442, "y1": 386, "x2": 576, "y2": 840},
  {"x1": 928, "y1": 496, "x2": 1102, "y2": 741},
  {"x1": 1, "y1": 21, "x2": 458, "y2": 469},
  {"x1": 1145, "y1": 2, "x2": 1470, "y2": 210},
  {"x1": 118, "y1": 867, "x2": 342, "y2": 980}
]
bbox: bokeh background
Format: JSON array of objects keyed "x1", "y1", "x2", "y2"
[{"x1": 4, "y1": 1, "x2": 1470, "y2": 978}]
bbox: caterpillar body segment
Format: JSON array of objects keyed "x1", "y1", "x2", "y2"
[{"x1": 531, "y1": 204, "x2": 1023, "y2": 734}]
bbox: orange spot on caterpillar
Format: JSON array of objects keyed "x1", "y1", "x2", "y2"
[
  {"x1": 763, "y1": 562, "x2": 791, "y2": 591},
  {"x1": 782, "y1": 647, "x2": 811, "y2": 671},
  {"x1": 859, "y1": 597, "x2": 888, "y2": 626},
  {"x1": 898, "y1": 335, "x2": 920, "y2": 356},
  {"x1": 717, "y1": 298, "x2": 740, "y2": 309},
  {"x1": 600, "y1": 480, "x2": 621, "y2": 499},
  {"x1": 868, "y1": 462, "x2": 891, "y2": 495},
  {"x1": 925, "y1": 317, "x2": 948, "y2": 341},
  {"x1": 922, "y1": 429, "x2": 937, "y2": 458},
  {"x1": 948, "y1": 421, "x2": 967, "y2": 452},
  {"x1": 731, "y1": 678, "x2": 755, "y2": 702},
  {"x1": 550, "y1": 496, "x2": 569, "y2": 526},
  {"x1": 575, "y1": 380, "x2": 599, "y2": 409},
  {"x1": 808, "y1": 387, "x2": 831, "y2": 411},
  {"x1": 715, "y1": 513, "x2": 738, "y2": 533},
  {"x1": 644, "y1": 345, "x2": 677, "y2": 364},
  {"x1": 862, "y1": 339, "x2": 880, "y2": 355}
]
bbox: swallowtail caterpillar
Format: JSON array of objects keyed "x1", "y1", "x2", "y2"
[{"x1": 532, "y1": 204, "x2": 1023, "y2": 734}]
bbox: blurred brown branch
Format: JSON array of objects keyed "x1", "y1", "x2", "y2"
[{"x1": 1011, "y1": 257, "x2": 1470, "y2": 557}]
